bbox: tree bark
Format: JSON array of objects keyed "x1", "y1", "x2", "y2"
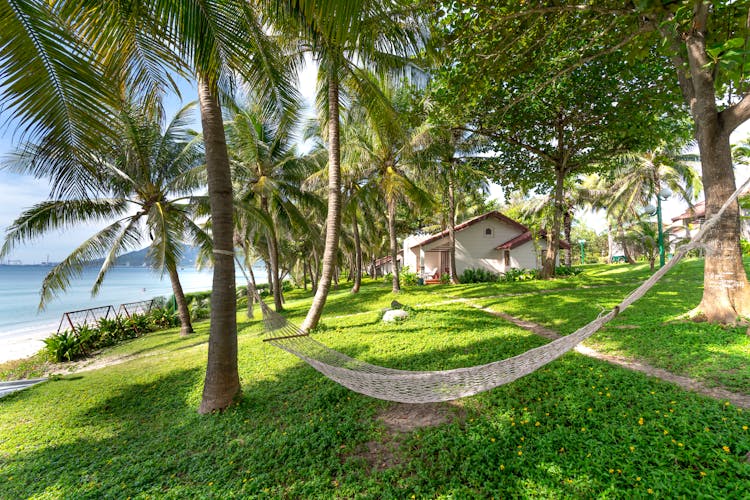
[
  {"x1": 541, "y1": 166, "x2": 565, "y2": 279},
  {"x1": 166, "y1": 262, "x2": 193, "y2": 336},
  {"x1": 448, "y1": 166, "x2": 459, "y2": 283},
  {"x1": 247, "y1": 260, "x2": 258, "y2": 319},
  {"x1": 301, "y1": 66, "x2": 342, "y2": 331},
  {"x1": 351, "y1": 211, "x2": 362, "y2": 293},
  {"x1": 197, "y1": 76, "x2": 240, "y2": 414},
  {"x1": 267, "y1": 229, "x2": 283, "y2": 311},
  {"x1": 563, "y1": 209, "x2": 572, "y2": 266},
  {"x1": 671, "y1": 3, "x2": 750, "y2": 322},
  {"x1": 387, "y1": 199, "x2": 401, "y2": 293}
]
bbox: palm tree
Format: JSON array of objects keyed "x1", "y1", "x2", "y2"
[
  {"x1": 1, "y1": 104, "x2": 209, "y2": 336},
  {"x1": 2, "y1": 0, "x2": 299, "y2": 413},
  {"x1": 267, "y1": 0, "x2": 424, "y2": 329},
  {"x1": 226, "y1": 99, "x2": 321, "y2": 311}
]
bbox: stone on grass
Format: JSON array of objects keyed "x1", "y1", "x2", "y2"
[{"x1": 383, "y1": 309, "x2": 409, "y2": 322}]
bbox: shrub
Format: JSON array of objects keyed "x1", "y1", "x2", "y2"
[
  {"x1": 440, "y1": 273, "x2": 451, "y2": 284},
  {"x1": 43, "y1": 330, "x2": 83, "y2": 362},
  {"x1": 555, "y1": 265, "x2": 583, "y2": 277},
  {"x1": 742, "y1": 239, "x2": 750, "y2": 255},
  {"x1": 499, "y1": 268, "x2": 538, "y2": 282},
  {"x1": 460, "y1": 267, "x2": 499, "y2": 283},
  {"x1": 189, "y1": 298, "x2": 210, "y2": 321},
  {"x1": 149, "y1": 308, "x2": 179, "y2": 329},
  {"x1": 399, "y1": 266, "x2": 418, "y2": 286}
]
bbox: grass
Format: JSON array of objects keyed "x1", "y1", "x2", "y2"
[{"x1": 0, "y1": 260, "x2": 749, "y2": 498}]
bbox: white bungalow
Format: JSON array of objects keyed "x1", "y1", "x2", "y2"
[{"x1": 402, "y1": 211, "x2": 569, "y2": 280}]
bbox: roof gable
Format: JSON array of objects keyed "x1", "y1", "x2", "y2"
[{"x1": 412, "y1": 211, "x2": 528, "y2": 248}]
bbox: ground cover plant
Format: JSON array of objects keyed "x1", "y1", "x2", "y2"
[{"x1": 0, "y1": 261, "x2": 748, "y2": 498}]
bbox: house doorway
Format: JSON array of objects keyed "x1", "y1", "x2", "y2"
[{"x1": 440, "y1": 251, "x2": 450, "y2": 276}]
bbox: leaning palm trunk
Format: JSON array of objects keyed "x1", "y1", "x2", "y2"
[
  {"x1": 197, "y1": 77, "x2": 240, "y2": 414},
  {"x1": 351, "y1": 211, "x2": 362, "y2": 293},
  {"x1": 267, "y1": 230, "x2": 283, "y2": 311},
  {"x1": 301, "y1": 68, "x2": 342, "y2": 332},
  {"x1": 563, "y1": 210, "x2": 572, "y2": 266},
  {"x1": 166, "y1": 262, "x2": 194, "y2": 336},
  {"x1": 387, "y1": 200, "x2": 400, "y2": 293}
]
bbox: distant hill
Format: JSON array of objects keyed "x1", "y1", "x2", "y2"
[{"x1": 90, "y1": 244, "x2": 203, "y2": 268}]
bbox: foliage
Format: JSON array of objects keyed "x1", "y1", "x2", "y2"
[
  {"x1": 399, "y1": 266, "x2": 419, "y2": 287},
  {"x1": 742, "y1": 240, "x2": 750, "y2": 256},
  {"x1": 554, "y1": 266, "x2": 583, "y2": 277},
  {"x1": 42, "y1": 330, "x2": 84, "y2": 363},
  {"x1": 1, "y1": 263, "x2": 748, "y2": 498},
  {"x1": 460, "y1": 267, "x2": 499, "y2": 283},
  {"x1": 41, "y1": 308, "x2": 184, "y2": 363},
  {"x1": 189, "y1": 298, "x2": 211, "y2": 322},
  {"x1": 440, "y1": 273, "x2": 451, "y2": 284},
  {"x1": 500, "y1": 268, "x2": 539, "y2": 282}
]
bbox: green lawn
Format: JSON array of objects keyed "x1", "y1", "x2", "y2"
[{"x1": 1, "y1": 260, "x2": 749, "y2": 498}]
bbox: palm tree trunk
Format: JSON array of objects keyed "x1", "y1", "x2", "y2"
[
  {"x1": 448, "y1": 167, "x2": 459, "y2": 283},
  {"x1": 247, "y1": 258, "x2": 259, "y2": 319},
  {"x1": 301, "y1": 66, "x2": 342, "y2": 332},
  {"x1": 351, "y1": 211, "x2": 362, "y2": 293},
  {"x1": 166, "y1": 262, "x2": 194, "y2": 336},
  {"x1": 197, "y1": 77, "x2": 240, "y2": 414},
  {"x1": 303, "y1": 259, "x2": 308, "y2": 291},
  {"x1": 267, "y1": 230, "x2": 283, "y2": 312},
  {"x1": 541, "y1": 166, "x2": 565, "y2": 279},
  {"x1": 387, "y1": 199, "x2": 401, "y2": 293}
]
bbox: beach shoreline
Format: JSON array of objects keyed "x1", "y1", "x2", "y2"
[{"x1": 1, "y1": 328, "x2": 49, "y2": 364}]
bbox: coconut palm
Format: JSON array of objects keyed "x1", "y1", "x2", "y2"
[
  {"x1": 265, "y1": 0, "x2": 424, "y2": 329},
  {"x1": 605, "y1": 143, "x2": 702, "y2": 225},
  {"x1": 2, "y1": 0, "x2": 299, "y2": 412},
  {"x1": 1, "y1": 104, "x2": 209, "y2": 335},
  {"x1": 226, "y1": 99, "x2": 323, "y2": 311}
]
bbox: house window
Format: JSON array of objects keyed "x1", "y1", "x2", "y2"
[
  {"x1": 504, "y1": 250, "x2": 510, "y2": 267},
  {"x1": 484, "y1": 227, "x2": 493, "y2": 237}
]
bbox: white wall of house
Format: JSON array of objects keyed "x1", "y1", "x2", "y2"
[{"x1": 512, "y1": 241, "x2": 540, "y2": 270}]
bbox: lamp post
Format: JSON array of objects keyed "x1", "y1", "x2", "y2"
[
  {"x1": 578, "y1": 239, "x2": 586, "y2": 265},
  {"x1": 644, "y1": 187, "x2": 672, "y2": 268}
]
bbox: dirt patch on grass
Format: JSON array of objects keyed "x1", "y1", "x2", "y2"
[
  {"x1": 346, "y1": 402, "x2": 465, "y2": 472},
  {"x1": 377, "y1": 402, "x2": 464, "y2": 432}
]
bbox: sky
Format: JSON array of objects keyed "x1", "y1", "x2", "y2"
[
  {"x1": 1, "y1": 59, "x2": 749, "y2": 263},
  {"x1": 0, "y1": 58, "x2": 319, "y2": 264}
]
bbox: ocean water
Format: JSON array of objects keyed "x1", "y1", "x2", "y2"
[{"x1": 0, "y1": 265, "x2": 263, "y2": 359}]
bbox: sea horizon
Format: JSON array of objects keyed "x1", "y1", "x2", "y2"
[{"x1": 0, "y1": 264, "x2": 265, "y2": 363}]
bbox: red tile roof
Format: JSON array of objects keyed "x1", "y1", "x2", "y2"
[
  {"x1": 671, "y1": 201, "x2": 705, "y2": 222},
  {"x1": 412, "y1": 211, "x2": 529, "y2": 248}
]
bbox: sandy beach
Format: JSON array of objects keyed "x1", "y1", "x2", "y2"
[{"x1": 1, "y1": 328, "x2": 50, "y2": 364}]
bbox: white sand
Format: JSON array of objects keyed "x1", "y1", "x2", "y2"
[{"x1": 1, "y1": 328, "x2": 52, "y2": 364}]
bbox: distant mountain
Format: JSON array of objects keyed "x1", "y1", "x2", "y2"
[{"x1": 90, "y1": 244, "x2": 203, "y2": 268}]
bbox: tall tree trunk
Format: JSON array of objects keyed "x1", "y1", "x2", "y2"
[
  {"x1": 542, "y1": 166, "x2": 565, "y2": 279},
  {"x1": 301, "y1": 67, "x2": 342, "y2": 331},
  {"x1": 267, "y1": 230, "x2": 283, "y2": 311},
  {"x1": 197, "y1": 77, "x2": 239, "y2": 414},
  {"x1": 247, "y1": 259, "x2": 259, "y2": 319},
  {"x1": 448, "y1": 166, "x2": 459, "y2": 283},
  {"x1": 166, "y1": 262, "x2": 193, "y2": 336},
  {"x1": 303, "y1": 259, "x2": 308, "y2": 291},
  {"x1": 563, "y1": 210, "x2": 572, "y2": 266},
  {"x1": 351, "y1": 211, "x2": 362, "y2": 293},
  {"x1": 662, "y1": 3, "x2": 750, "y2": 323},
  {"x1": 387, "y1": 199, "x2": 401, "y2": 293}
]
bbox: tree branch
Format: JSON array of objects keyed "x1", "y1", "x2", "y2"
[
  {"x1": 454, "y1": 125, "x2": 556, "y2": 164},
  {"x1": 721, "y1": 92, "x2": 750, "y2": 133}
]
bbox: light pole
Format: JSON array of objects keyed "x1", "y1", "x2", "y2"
[
  {"x1": 644, "y1": 187, "x2": 672, "y2": 268},
  {"x1": 578, "y1": 239, "x2": 586, "y2": 265}
]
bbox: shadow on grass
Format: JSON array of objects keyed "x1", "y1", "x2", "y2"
[{"x1": 2, "y1": 339, "x2": 749, "y2": 499}]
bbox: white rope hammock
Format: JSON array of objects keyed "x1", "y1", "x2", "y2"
[{"x1": 261, "y1": 180, "x2": 748, "y2": 403}]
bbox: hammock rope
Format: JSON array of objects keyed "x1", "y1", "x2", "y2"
[{"x1": 259, "y1": 178, "x2": 750, "y2": 403}]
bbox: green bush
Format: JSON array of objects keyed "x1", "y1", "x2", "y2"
[
  {"x1": 460, "y1": 267, "x2": 499, "y2": 283},
  {"x1": 555, "y1": 265, "x2": 583, "y2": 277},
  {"x1": 440, "y1": 273, "x2": 451, "y2": 284},
  {"x1": 189, "y1": 298, "x2": 210, "y2": 321},
  {"x1": 43, "y1": 330, "x2": 83, "y2": 362},
  {"x1": 399, "y1": 266, "x2": 419, "y2": 286},
  {"x1": 149, "y1": 308, "x2": 179, "y2": 329},
  {"x1": 741, "y1": 239, "x2": 750, "y2": 255},
  {"x1": 499, "y1": 268, "x2": 538, "y2": 282}
]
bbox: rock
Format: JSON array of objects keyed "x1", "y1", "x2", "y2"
[
  {"x1": 383, "y1": 309, "x2": 409, "y2": 322},
  {"x1": 391, "y1": 300, "x2": 404, "y2": 309}
]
